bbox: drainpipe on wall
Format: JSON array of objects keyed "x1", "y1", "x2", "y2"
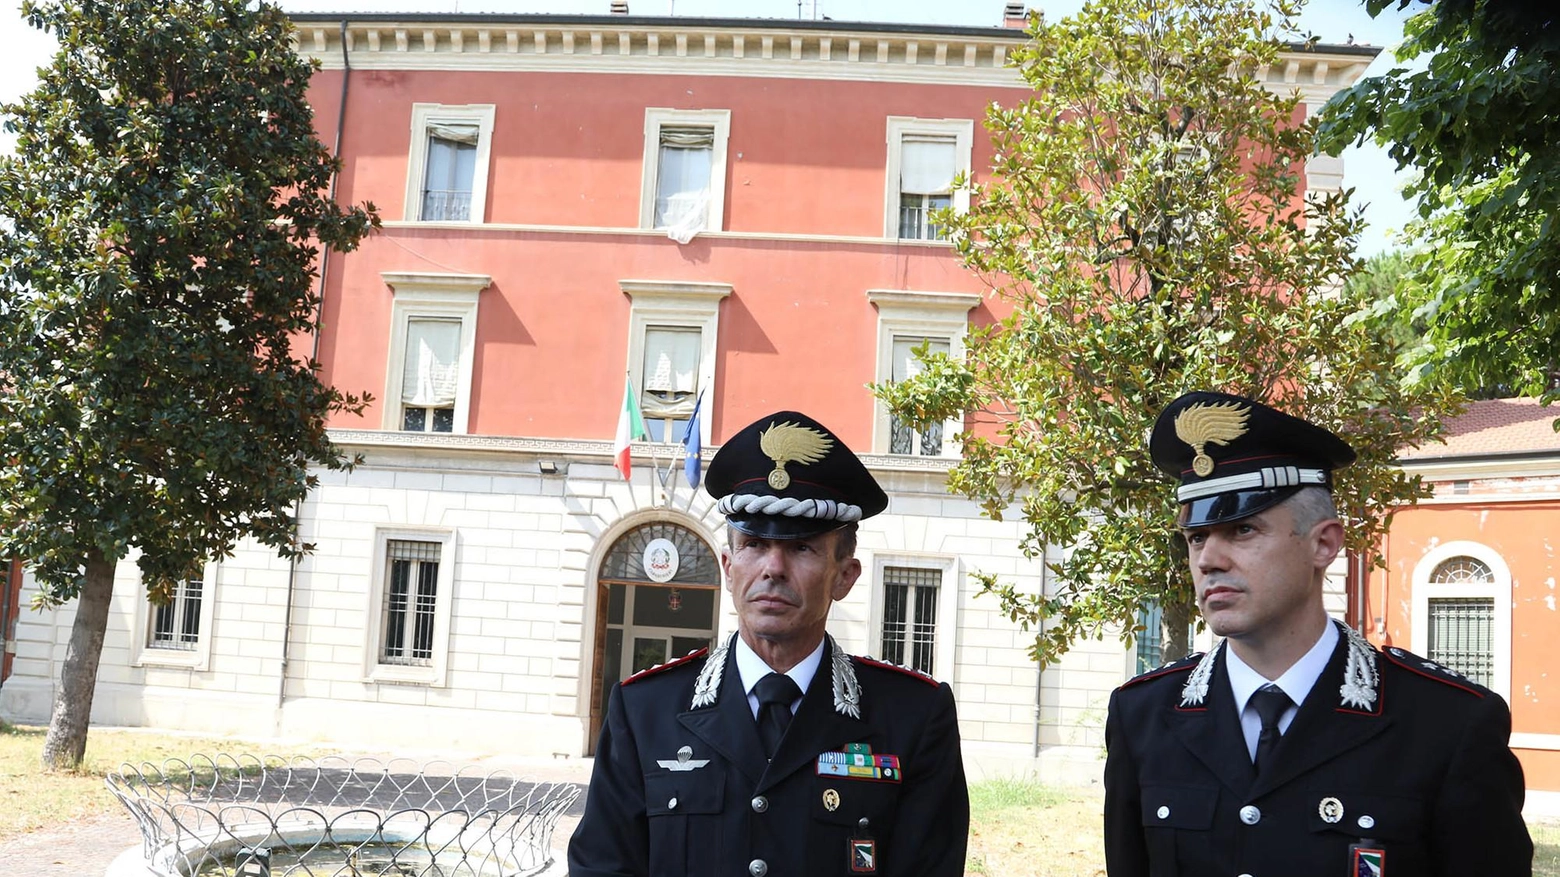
[
  {"x1": 1032, "y1": 552, "x2": 1049, "y2": 763},
  {"x1": 277, "y1": 20, "x2": 353, "y2": 715}
]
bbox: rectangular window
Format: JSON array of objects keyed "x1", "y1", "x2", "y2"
[
  {"x1": 404, "y1": 104, "x2": 494, "y2": 223},
  {"x1": 641, "y1": 325, "x2": 700, "y2": 443},
  {"x1": 640, "y1": 109, "x2": 731, "y2": 239},
  {"x1": 881, "y1": 566, "x2": 940, "y2": 674},
  {"x1": 400, "y1": 316, "x2": 461, "y2": 433},
  {"x1": 897, "y1": 135, "x2": 956, "y2": 240},
  {"x1": 653, "y1": 127, "x2": 715, "y2": 235},
  {"x1": 1428, "y1": 597, "x2": 1494, "y2": 686},
  {"x1": 382, "y1": 540, "x2": 441, "y2": 667},
  {"x1": 148, "y1": 579, "x2": 203, "y2": 652},
  {"x1": 420, "y1": 125, "x2": 478, "y2": 221},
  {"x1": 888, "y1": 336, "x2": 951, "y2": 456},
  {"x1": 1134, "y1": 601, "x2": 1164, "y2": 675}
]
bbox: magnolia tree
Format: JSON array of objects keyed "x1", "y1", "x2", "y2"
[
  {"x1": 0, "y1": 0, "x2": 377, "y2": 769},
  {"x1": 875, "y1": 0, "x2": 1454, "y2": 666},
  {"x1": 1320, "y1": 0, "x2": 1560, "y2": 408}
]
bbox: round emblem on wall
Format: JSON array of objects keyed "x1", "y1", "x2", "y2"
[{"x1": 643, "y1": 538, "x2": 680, "y2": 583}]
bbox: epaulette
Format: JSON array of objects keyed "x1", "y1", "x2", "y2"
[
  {"x1": 1119, "y1": 652, "x2": 1203, "y2": 690},
  {"x1": 622, "y1": 647, "x2": 709, "y2": 686},
  {"x1": 854, "y1": 655, "x2": 940, "y2": 687},
  {"x1": 1380, "y1": 646, "x2": 1486, "y2": 697}
]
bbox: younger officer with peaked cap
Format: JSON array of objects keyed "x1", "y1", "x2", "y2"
[
  {"x1": 1103, "y1": 391, "x2": 1532, "y2": 877},
  {"x1": 569, "y1": 411, "x2": 970, "y2": 877}
]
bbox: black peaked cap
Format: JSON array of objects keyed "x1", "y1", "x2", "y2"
[{"x1": 1149, "y1": 391, "x2": 1356, "y2": 527}]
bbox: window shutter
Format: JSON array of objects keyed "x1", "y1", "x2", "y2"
[
  {"x1": 891, "y1": 337, "x2": 950, "y2": 382},
  {"x1": 426, "y1": 123, "x2": 480, "y2": 145},
  {"x1": 659, "y1": 125, "x2": 715, "y2": 148},
  {"x1": 644, "y1": 327, "x2": 701, "y2": 394},
  {"x1": 402, "y1": 318, "x2": 462, "y2": 407},
  {"x1": 899, "y1": 135, "x2": 957, "y2": 195}
]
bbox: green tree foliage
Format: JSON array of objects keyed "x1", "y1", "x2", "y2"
[
  {"x1": 1319, "y1": 0, "x2": 1560, "y2": 404},
  {"x1": 874, "y1": 0, "x2": 1453, "y2": 667},
  {"x1": 1346, "y1": 249, "x2": 1420, "y2": 350},
  {"x1": 0, "y1": 0, "x2": 378, "y2": 769}
]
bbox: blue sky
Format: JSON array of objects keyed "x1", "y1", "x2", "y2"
[{"x1": 0, "y1": 0, "x2": 1417, "y2": 253}]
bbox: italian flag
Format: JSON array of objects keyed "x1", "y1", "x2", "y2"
[{"x1": 614, "y1": 375, "x2": 647, "y2": 480}]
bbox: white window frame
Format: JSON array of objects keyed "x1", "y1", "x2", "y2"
[
  {"x1": 883, "y1": 116, "x2": 974, "y2": 240},
  {"x1": 621, "y1": 280, "x2": 731, "y2": 447},
  {"x1": 867, "y1": 289, "x2": 981, "y2": 457},
  {"x1": 638, "y1": 108, "x2": 732, "y2": 233},
  {"x1": 1410, "y1": 540, "x2": 1512, "y2": 700},
  {"x1": 132, "y1": 563, "x2": 217, "y2": 670},
  {"x1": 381, "y1": 272, "x2": 491, "y2": 435},
  {"x1": 364, "y1": 527, "x2": 458, "y2": 686},
  {"x1": 404, "y1": 103, "x2": 496, "y2": 223},
  {"x1": 867, "y1": 553, "x2": 958, "y2": 681}
]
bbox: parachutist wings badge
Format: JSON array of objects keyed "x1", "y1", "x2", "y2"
[
  {"x1": 1174, "y1": 401, "x2": 1250, "y2": 476},
  {"x1": 759, "y1": 421, "x2": 833, "y2": 490}
]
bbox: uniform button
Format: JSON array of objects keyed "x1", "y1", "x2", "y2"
[
  {"x1": 667, "y1": 797, "x2": 678, "y2": 810},
  {"x1": 749, "y1": 859, "x2": 768, "y2": 877},
  {"x1": 1239, "y1": 805, "x2": 1261, "y2": 825},
  {"x1": 751, "y1": 796, "x2": 769, "y2": 813},
  {"x1": 1358, "y1": 815, "x2": 1376, "y2": 830},
  {"x1": 1156, "y1": 805, "x2": 1170, "y2": 819}
]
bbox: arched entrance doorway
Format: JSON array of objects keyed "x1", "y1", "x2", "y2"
[{"x1": 589, "y1": 520, "x2": 721, "y2": 749}]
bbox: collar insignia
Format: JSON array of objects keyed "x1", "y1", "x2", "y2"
[
  {"x1": 759, "y1": 420, "x2": 832, "y2": 490},
  {"x1": 690, "y1": 634, "x2": 731, "y2": 709},
  {"x1": 657, "y1": 745, "x2": 711, "y2": 771},
  {"x1": 689, "y1": 633, "x2": 862, "y2": 718},
  {"x1": 1178, "y1": 623, "x2": 1379, "y2": 710},
  {"x1": 1174, "y1": 401, "x2": 1250, "y2": 477}
]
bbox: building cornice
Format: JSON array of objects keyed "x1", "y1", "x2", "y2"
[
  {"x1": 327, "y1": 428, "x2": 958, "y2": 477},
  {"x1": 1396, "y1": 453, "x2": 1560, "y2": 483},
  {"x1": 291, "y1": 14, "x2": 1374, "y2": 98}
]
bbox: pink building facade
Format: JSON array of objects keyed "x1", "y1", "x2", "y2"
[{"x1": 1, "y1": 9, "x2": 1373, "y2": 779}]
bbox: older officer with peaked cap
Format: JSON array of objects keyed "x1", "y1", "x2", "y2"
[
  {"x1": 569, "y1": 410, "x2": 970, "y2": 877},
  {"x1": 1103, "y1": 390, "x2": 1532, "y2": 877}
]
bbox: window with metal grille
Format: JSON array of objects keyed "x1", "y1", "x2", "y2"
[
  {"x1": 888, "y1": 336, "x2": 949, "y2": 456},
  {"x1": 1427, "y1": 597, "x2": 1495, "y2": 686},
  {"x1": 881, "y1": 567, "x2": 940, "y2": 673},
  {"x1": 1431, "y1": 556, "x2": 1494, "y2": 585},
  {"x1": 383, "y1": 540, "x2": 441, "y2": 666},
  {"x1": 148, "y1": 579, "x2": 203, "y2": 651}
]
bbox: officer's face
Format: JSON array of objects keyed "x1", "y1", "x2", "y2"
[
  {"x1": 721, "y1": 528, "x2": 862, "y2": 656},
  {"x1": 1181, "y1": 502, "x2": 1339, "y2": 643}
]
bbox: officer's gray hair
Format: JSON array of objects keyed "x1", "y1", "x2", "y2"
[{"x1": 1286, "y1": 486, "x2": 1339, "y2": 535}]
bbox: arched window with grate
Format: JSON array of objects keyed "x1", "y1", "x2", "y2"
[{"x1": 1411, "y1": 544, "x2": 1511, "y2": 694}]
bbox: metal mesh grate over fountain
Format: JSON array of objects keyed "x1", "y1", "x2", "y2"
[{"x1": 106, "y1": 754, "x2": 582, "y2": 877}]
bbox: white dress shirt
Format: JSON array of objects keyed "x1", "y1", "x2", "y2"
[
  {"x1": 734, "y1": 634, "x2": 824, "y2": 720},
  {"x1": 1225, "y1": 620, "x2": 1338, "y2": 761}
]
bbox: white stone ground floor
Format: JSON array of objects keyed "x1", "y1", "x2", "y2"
[{"x1": 0, "y1": 433, "x2": 1150, "y2": 784}]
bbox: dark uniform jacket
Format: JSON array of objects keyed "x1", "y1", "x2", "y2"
[
  {"x1": 568, "y1": 633, "x2": 970, "y2": 877},
  {"x1": 1104, "y1": 621, "x2": 1532, "y2": 877}
]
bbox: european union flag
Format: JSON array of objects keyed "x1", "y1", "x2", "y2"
[{"x1": 682, "y1": 390, "x2": 704, "y2": 489}]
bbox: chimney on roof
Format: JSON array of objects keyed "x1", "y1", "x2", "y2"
[
  {"x1": 1002, "y1": 3, "x2": 1030, "y2": 28},
  {"x1": 610, "y1": 1, "x2": 629, "y2": 13}
]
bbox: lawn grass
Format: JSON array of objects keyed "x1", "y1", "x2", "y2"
[
  {"x1": 0, "y1": 720, "x2": 325, "y2": 839},
  {"x1": 966, "y1": 775, "x2": 1560, "y2": 877}
]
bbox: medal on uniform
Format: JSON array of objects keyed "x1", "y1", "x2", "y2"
[
  {"x1": 1349, "y1": 842, "x2": 1384, "y2": 877},
  {"x1": 849, "y1": 816, "x2": 877, "y2": 874},
  {"x1": 817, "y1": 742, "x2": 902, "y2": 782}
]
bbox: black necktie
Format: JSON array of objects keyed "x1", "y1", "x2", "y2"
[
  {"x1": 1250, "y1": 683, "x2": 1293, "y2": 775},
  {"x1": 754, "y1": 672, "x2": 802, "y2": 758}
]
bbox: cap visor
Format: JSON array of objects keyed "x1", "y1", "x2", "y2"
[{"x1": 1178, "y1": 487, "x2": 1301, "y2": 528}]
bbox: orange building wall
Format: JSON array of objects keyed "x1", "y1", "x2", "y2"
[{"x1": 1370, "y1": 500, "x2": 1560, "y2": 784}]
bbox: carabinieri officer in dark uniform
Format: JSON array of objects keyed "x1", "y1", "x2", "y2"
[
  {"x1": 568, "y1": 410, "x2": 970, "y2": 877},
  {"x1": 1104, "y1": 391, "x2": 1532, "y2": 877}
]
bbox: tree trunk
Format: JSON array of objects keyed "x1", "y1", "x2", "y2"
[
  {"x1": 39, "y1": 551, "x2": 115, "y2": 771},
  {"x1": 1161, "y1": 597, "x2": 1196, "y2": 663}
]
